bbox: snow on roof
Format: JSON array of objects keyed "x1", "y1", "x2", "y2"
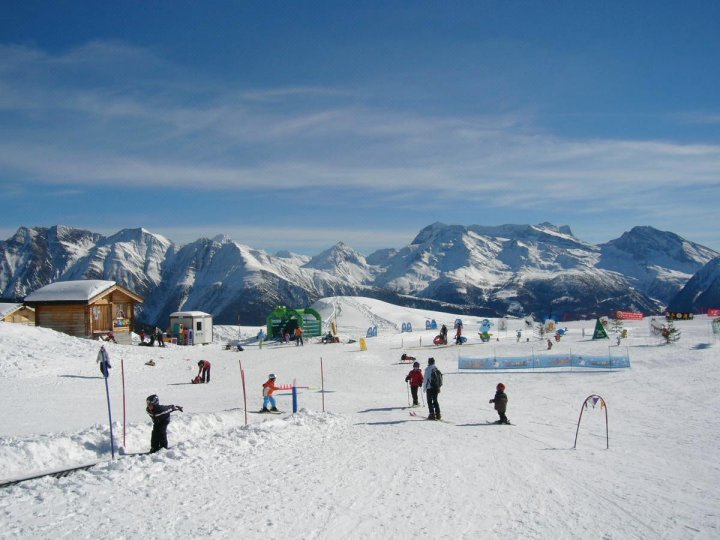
[
  {"x1": 169, "y1": 311, "x2": 212, "y2": 318},
  {"x1": 24, "y1": 280, "x2": 116, "y2": 302},
  {"x1": 0, "y1": 303, "x2": 26, "y2": 317}
]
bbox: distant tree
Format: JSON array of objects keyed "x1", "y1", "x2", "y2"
[
  {"x1": 610, "y1": 317, "x2": 624, "y2": 334},
  {"x1": 661, "y1": 319, "x2": 681, "y2": 344}
]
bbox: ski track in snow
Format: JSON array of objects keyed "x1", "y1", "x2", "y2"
[{"x1": 1, "y1": 299, "x2": 719, "y2": 539}]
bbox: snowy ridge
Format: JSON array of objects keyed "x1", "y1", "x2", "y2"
[{"x1": 2, "y1": 223, "x2": 719, "y2": 324}]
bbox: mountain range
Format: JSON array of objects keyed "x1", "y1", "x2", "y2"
[{"x1": 1, "y1": 223, "x2": 718, "y2": 325}]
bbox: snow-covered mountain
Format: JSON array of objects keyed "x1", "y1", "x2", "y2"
[
  {"x1": 1, "y1": 223, "x2": 717, "y2": 324},
  {"x1": 668, "y1": 256, "x2": 720, "y2": 312},
  {"x1": 598, "y1": 226, "x2": 718, "y2": 303}
]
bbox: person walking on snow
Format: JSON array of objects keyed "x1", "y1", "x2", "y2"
[
  {"x1": 261, "y1": 373, "x2": 279, "y2": 412},
  {"x1": 294, "y1": 326, "x2": 304, "y2": 346},
  {"x1": 489, "y1": 383, "x2": 509, "y2": 424},
  {"x1": 455, "y1": 323, "x2": 463, "y2": 345},
  {"x1": 197, "y1": 360, "x2": 211, "y2": 383},
  {"x1": 405, "y1": 361, "x2": 424, "y2": 407},
  {"x1": 146, "y1": 394, "x2": 183, "y2": 453},
  {"x1": 423, "y1": 357, "x2": 442, "y2": 420}
]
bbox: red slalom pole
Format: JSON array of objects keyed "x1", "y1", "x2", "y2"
[
  {"x1": 239, "y1": 359, "x2": 248, "y2": 425},
  {"x1": 121, "y1": 358, "x2": 127, "y2": 448},
  {"x1": 320, "y1": 357, "x2": 325, "y2": 412}
]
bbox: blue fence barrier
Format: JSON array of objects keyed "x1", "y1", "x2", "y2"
[{"x1": 458, "y1": 353, "x2": 631, "y2": 370}]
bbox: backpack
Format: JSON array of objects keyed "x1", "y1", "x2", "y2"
[{"x1": 431, "y1": 367, "x2": 443, "y2": 390}]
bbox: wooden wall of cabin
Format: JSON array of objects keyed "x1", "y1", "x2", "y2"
[{"x1": 35, "y1": 304, "x2": 87, "y2": 337}]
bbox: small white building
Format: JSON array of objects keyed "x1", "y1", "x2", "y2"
[{"x1": 169, "y1": 311, "x2": 213, "y2": 345}]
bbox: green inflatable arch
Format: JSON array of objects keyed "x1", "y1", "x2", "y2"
[{"x1": 266, "y1": 306, "x2": 322, "y2": 339}]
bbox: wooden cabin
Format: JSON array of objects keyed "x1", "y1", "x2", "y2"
[
  {"x1": 0, "y1": 303, "x2": 36, "y2": 325},
  {"x1": 24, "y1": 280, "x2": 143, "y2": 344}
]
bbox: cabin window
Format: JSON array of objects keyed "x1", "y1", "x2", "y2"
[{"x1": 196, "y1": 321, "x2": 202, "y2": 332}]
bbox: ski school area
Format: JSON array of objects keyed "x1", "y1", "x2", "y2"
[{"x1": 1, "y1": 296, "x2": 719, "y2": 538}]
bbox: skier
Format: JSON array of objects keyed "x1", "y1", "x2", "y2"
[
  {"x1": 405, "y1": 361, "x2": 424, "y2": 407},
  {"x1": 516, "y1": 330, "x2": 521, "y2": 342},
  {"x1": 423, "y1": 357, "x2": 442, "y2": 420},
  {"x1": 197, "y1": 360, "x2": 211, "y2": 383},
  {"x1": 260, "y1": 373, "x2": 279, "y2": 412},
  {"x1": 489, "y1": 383, "x2": 509, "y2": 424},
  {"x1": 455, "y1": 323, "x2": 463, "y2": 345},
  {"x1": 294, "y1": 326, "x2": 304, "y2": 346},
  {"x1": 146, "y1": 394, "x2": 183, "y2": 453}
]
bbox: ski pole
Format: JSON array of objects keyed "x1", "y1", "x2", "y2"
[
  {"x1": 421, "y1": 386, "x2": 425, "y2": 407},
  {"x1": 406, "y1": 381, "x2": 411, "y2": 406}
]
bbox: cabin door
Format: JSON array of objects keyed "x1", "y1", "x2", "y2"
[{"x1": 92, "y1": 305, "x2": 113, "y2": 332}]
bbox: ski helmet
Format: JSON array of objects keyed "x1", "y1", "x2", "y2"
[
  {"x1": 268, "y1": 373, "x2": 276, "y2": 379},
  {"x1": 413, "y1": 361, "x2": 420, "y2": 368},
  {"x1": 428, "y1": 357, "x2": 435, "y2": 365},
  {"x1": 496, "y1": 383, "x2": 505, "y2": 391},
  {"x1": 146, "y1": 394, "x2": 159, "y2": 406}
]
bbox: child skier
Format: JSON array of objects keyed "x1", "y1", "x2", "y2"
[
  {"x1": 197, "y1": 360, "x2": 211, "y2": 383},
  {"x1": 260, "y1": 373, "x2": 280, "y2": 412},
  {"x1": 405, "y1": 361, "x2": 424, "y2": 407},
  {"x1": 489, "y1": 383, "x2": 509, "y2": 424},
  {"x1": 145, "y1": 394, "x2": 183, "y2": 453}
]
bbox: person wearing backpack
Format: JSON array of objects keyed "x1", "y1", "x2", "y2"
[{"x1": 423, "y1": 357, "x2": 443, "y2": 420}]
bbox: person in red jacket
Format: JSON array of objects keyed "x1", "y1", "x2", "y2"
[
  {"x1": 197, "y1": 360, "x2": 211, "y2": 383},
  {"x1": 260, "y1": 373, "x2": 279, "y2": 412},
  {"x1": 405, "y1": 361, "x2": 424, "y2": 407}
]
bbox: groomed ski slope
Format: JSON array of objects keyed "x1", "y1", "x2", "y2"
[{"x1": 0, "y1": 297, "x2": 718, "y2": 539}]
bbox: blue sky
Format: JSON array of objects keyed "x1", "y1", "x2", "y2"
[{"x1": 1, "y1": 1, "x2": 719, "y2": 254}]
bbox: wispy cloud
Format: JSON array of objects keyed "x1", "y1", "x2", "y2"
[{"x1": 1, "y1": 40, "x2": 719, "y2": 251}]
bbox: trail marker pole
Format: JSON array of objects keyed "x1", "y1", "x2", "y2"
[
  {"x1": 320, "y1": 357, "x2": 325, "y2": 412},
  {"x1": 97, "y1": 346, "x2": 115, "y2": 459},
  {"x1": 121, "y1": 358, "x2": 126, "y2": 449},
  {"x1": 292, "y1": 378, "x2": 298, "y2": 413},
  {"x1": 239, "y1": 359, "x2": 248, "y2": 425}
]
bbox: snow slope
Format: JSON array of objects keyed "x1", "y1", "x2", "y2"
[{"x1": 0, "y1": 297, "x2": 718, "y2": 539}]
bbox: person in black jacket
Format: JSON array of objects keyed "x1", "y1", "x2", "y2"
[
  {"x1": 489, "y1": 383, "x2": 509, "y2": 424},
  {"x1": 423, "y1": 357, "x2": 442, "y2": 420},
  {"x1": 146, "y1": 394, "x2": 183, "y2": 453}
]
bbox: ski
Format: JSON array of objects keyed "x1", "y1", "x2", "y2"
[
  {"x1": 250, "y1": 410, "x2": 284, "y2": 414},
  {"x1": 409, "y1": 411, "x2": 451, "y2": 423},
  {"x1": 486, "y1": 421, "x2": 514, "y2": 426}
]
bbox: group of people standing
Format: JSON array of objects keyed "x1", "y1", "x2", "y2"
[{"x1": 404, "y1": 357, "x2": 509, "y2": 423}]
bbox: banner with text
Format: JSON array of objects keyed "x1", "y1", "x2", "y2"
[
  {"x1": 458, "y1": 354, "x2": 631, "y2": 371},
  {"x1": 615, "y1": 311, "x2": 644, "y2": 320},
  {"x1": 707, "y1": 308, "x2": 720, "y2": 317}
]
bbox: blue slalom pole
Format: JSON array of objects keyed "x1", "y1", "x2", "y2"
[
  {"x1": 98, "y1": 346, "x2": 115, "y2": 459},
  {"x1": 292, "y1": 378, "x2": 298, "y2": 413}
]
